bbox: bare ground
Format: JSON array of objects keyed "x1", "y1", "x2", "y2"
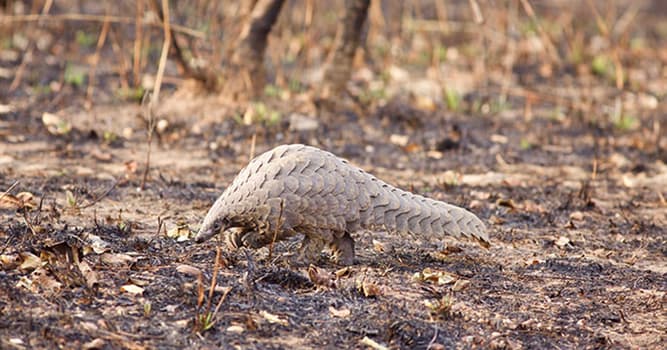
[
  {"x1": 1, "y1": 1, "x2": 667, "y2": 349},
  {"x1": 0, "y1": 94, "x2": 665, "y2": 349}
]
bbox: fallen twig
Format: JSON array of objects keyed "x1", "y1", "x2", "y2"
[
  {"x1": 85, "y1": 14, "x2": 111, "y2": 107},
  {"x1": 0, "y1": 180, "x2": 19, "y2": 203},
  {"x1": 80, "y1": 179, "x2": 118, "y2": 209},
  {"x1": 140, "y1": 0, "x2": 171, "y2": 190},
  {"x1": 268, "y1": 199, "x2": 284, "y2": 261},
  {"x1": 1, "y1": 13, "x2": 205, "y2": 39}
]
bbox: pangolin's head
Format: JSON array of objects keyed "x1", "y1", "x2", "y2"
[{"x1": 194, "y1": 201, "x2": 229, "y2": 243}]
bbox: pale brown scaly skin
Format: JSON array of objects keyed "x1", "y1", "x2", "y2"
[{"x1": 195, "y1": 144, "x2": 489, "y2": 265}]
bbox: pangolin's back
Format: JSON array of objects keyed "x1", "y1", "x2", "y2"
[{"x1": 206, "y1": 144, "x2": 488, "y2": 246}]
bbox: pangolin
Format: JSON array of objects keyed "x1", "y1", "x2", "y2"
[{"x1": 195, "y1": 144, "x2": 488, "y2": 265}]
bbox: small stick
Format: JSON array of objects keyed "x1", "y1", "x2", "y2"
[
  {"x1": 155, "y1": 216, "x2": 164, "y2": 237},
  {"x1": 22, "y1": 208, "x2": 37, "y2": 236},
  {"x1": 86, "y1": 15, "x2": 111, "y2": 107},
  {"x1": 427, "y1": 326, "x2": 439, "y2": 349},
  {"x1": 211, "y1": 286, "x2": 232, "y2": 322},
  {"x1": 108, "y1": 27, "x2": 130, "y2": 89},
  {"x1": 467, "y1": 0, "x2": 484, "y2": 24},
  {"x1": 205, "y1": 247, "x2": 222, "y2": 316},
  {"x1": 140, "y1": 93, "x2": 154, "y2": 190},
  {"x1": 80, "y1": 178, "x2": 118, "y2": 209},
  {"x1": 9, "y1": 0, "x2": 53, "y2": 91},
  {"x1": 2, "y1": 13, "x2": 205, "y2": 38},
  {"x1": 657, "y1": 192, "x2": 666, "y2": 206},
  {"x1": 585, "y1": 0, "x2": 608, "y2": 36},
  {"x1": 0, "y1": 180, "x2": 19, "y2": 202},
  {"x1": 518, "y1": 0, "x2": 559, "y2": 62},
  {"x1": 140, "y1": 0, "x2": 171, "y2": 190},
  {"x1": 8, "y1": 47, "x2": 32, "y2": 91},
  {"x1": 268, "y1": 199, "x2": 284, "y2": 260},
  {"x1": 194, "y1": 269, "x2": 204, "y2": 329},
  {"x1": 249, "y1": 133, "x2": 257, "y2": 161},
  {"x1": 152, "y1": 0, "x2": 171, "y2": 106},
  {"x1": 133, "y1": 0, "x2": 144, "y2": 86}
]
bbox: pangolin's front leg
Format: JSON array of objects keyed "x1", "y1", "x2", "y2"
[
  {"x1": 330, "y1": 232, "x2": 355, "y2": 265},
  {"x1": 224, "y1": 228, "x2": 272, "y2": 250}
]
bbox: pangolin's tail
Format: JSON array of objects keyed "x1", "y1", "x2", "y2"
[{"x1": 365, "y1": 180, "x2": 489, "y2": 247}]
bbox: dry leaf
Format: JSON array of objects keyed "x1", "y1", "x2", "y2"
[
  {"x1": 100, "y1": 253, "x2": 136, "y2": 266},
  {"x1": 0, "y1": 104, "x2": 14, "y2": 114},
  {"x1": 167, "y1": 224, "x2": 192, "y2": 242},
  {"x1": 489, "y1": 215, "x2": 505, "y2": 225},
  {"x1": 389, "y1": 134, "x2": 409, "y2": 147},
  {"x1": 555, "y1": 236, "x2": 572, "y2": 249},
  {"x1": 79, "y1": 322, "x2": 98, "y2": 332},
  {"x1": 0, "y1": 193, "x2": 24, "y2": 210},
  {"x1": 426, "y1": 150, "x2": 443, "y2": 159},
  {"x1": 357, "y1": 279, "x2": 381, "y2": 298},
  {"x1": 82, "y1": 338, "x2": 105, "y2": 350},
  {"x1": 85, "y1": 234, "x2": 110, "y2": 254},
  {"x1": 259, "y1": 310, "x2": 289, "y2": 326},
  {"x1": 8, "y1": 338, "x2": 24, "y2": 346},
  {"x1": 156, "y1": 119, "x2": 169, "y2": 133},
  {"x1": 16, "y1": 276, "x2": 33, "y2": 290},
  {"x1": 334, "y1": 266, "x2": 352, "y2": 278},
  {"x1": 413, "y1": 268, "x2": 458, "y2": 285},
  {"x1": 226, "y1": 325, "x2": 245, "y2": 333},
  {"x1": 490, "y1": 134, "x2": 508, "y2": 144},
  {"x1": 78, "y1": 260, "x2": 99, "y2": 289},
  {"x1": 124, "y1": 160, "x2": 138, "y2": 174},
  {"x1": 19, "y1": 252, "x2": 43, "y2": 270},
  {"x1": 522, "y1": 200, "x2": 546, "y2": 213},
  {"x1": 129, "y1": 277, "x2": 150, "y2": 287},
  {"x1": 176, "y1": 264, "x2": 202, "y2": 277},
  {"x1": 90, "y1": 148, "x2": 112, "y2": 162},
  {"x1": 174, "y1": 319, "x2": 190, "y2": 328},
  {"x1": 452, "y1": 279, "x2": 470, "y2": 292},
  {"x1": 360, "y1": 336, "x2": 389, "y2": 350},
  {"x1": 0, "y1": 191, "x2": 37, "y2": 211},
  {"x1": 497, "y1": 198, "x2": 518, "y2": 210},
  {"x1": 0, "y1": 253, "x2": 20, "y2": 269},
  {"x1": 120, "y1": 284, "x2": 144, "y2": 295},
  {"x1": 403, "y1": 143, "x2": 421, "y2": 153},
  {"x1": 16, "y1": 192, "x2": 36, "y2": 208},
  {"x1": 30, "y1": 267, "x2": 62, "y2": 294},
  {"x1": 435, "y1": 245, "x2": 463, "y2": 258},
  {"x1": 569, "y1": 211, "x2": 585, "y2": 221},
  {"x1": 42, "y1": 112, "x2": 71, "y2": 135},
  {"x1": 329, "y1": 306, "x2": 351, "y2": 318},
  {"x1": 414, "y1": 95, "x2": 436, "y2": 111},
  {"x1": 372, "y1": 240, "x2": 385, "y2": 252},
  {"x1": 307, "y1": 264, "x2": 336, "y2": 288}
]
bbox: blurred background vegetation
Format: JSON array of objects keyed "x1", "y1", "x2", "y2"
[{"x1": 0, "y1": 0, "x2": 664, "y2": 136}]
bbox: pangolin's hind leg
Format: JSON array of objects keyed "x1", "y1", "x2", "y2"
[
  {"x1": 293, "y1": 229, "x2": 333, "y2": 265},
  {"x1": 330, "y1": 232, "x2": 355, "y2": 265}
]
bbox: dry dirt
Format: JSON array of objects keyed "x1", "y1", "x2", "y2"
[
  {"x1": 1, "y1": 94, "x2": 665, "y2": 349},
  {"x1": 1, "y1": 1, "x2": 667, "y2": 349}
]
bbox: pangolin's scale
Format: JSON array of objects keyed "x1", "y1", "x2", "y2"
[{"x1": 196, "y1": 144, "x2": 488, "y2": 264}]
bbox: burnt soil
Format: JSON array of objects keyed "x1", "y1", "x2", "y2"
[
  {"x1": 1, "y1": 98, "x2": 665, "y2": 349},
  {"x1": 1, "y1": 2, "x2": 667, "y2": 349}
]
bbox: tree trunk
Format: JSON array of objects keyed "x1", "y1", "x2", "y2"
[
  {"x1": 321, "y1": 0, "x2": 370, "y2": 98},
  {"x1": 223, "y1": 0, "x2": 285, "y2": 99}
]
